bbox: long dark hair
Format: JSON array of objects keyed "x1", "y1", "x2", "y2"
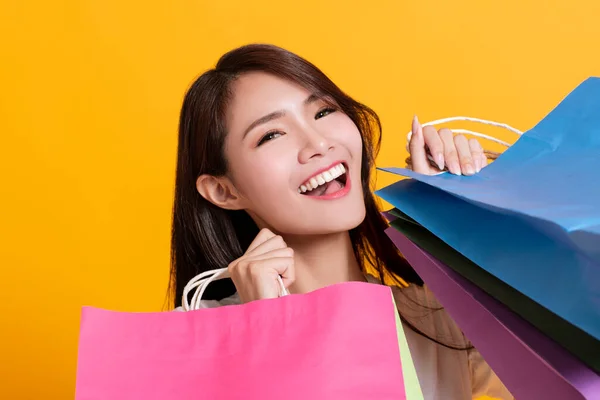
[
  {"x1": 170, "y1": 43, "x2": 422, "y2": 306},
  {"x1": 169, "y1": 44, "x2": 468, "y2": 350}
]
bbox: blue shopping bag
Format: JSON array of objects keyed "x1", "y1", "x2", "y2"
[
  {"x1": 384, "y1": 206, "x2": 600, "y2": 372},
  {"x1": 381, "y1": 77, "x2": 600, "y2": 264},
  {"x1": 377, "y1": 77, "x2": 600, "y2": 343}
]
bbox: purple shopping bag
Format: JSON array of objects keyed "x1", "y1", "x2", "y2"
[{"x1": 386, "y1": 228, "x2": 600, "y2": 400}]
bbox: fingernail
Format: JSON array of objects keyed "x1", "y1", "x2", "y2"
[
  {"x1": 474, "y1": 159, "x2": 481, "y2": 173},
  {"x1": 412, "y1": 115, "x2": 420, "y2": 136},
  {"x1": 450, "y1": 161, "x2": 461, "y2": 175},
  {"x1": 435, "y1": 153, "x2": 444, "y2": 170},
  {"x1": 464, "y1": 163, "x2": 475, "y2": 175}
]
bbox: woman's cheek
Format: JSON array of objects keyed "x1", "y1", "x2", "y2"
[
  {"x1": 328, "y1": 116, "x2": 363, "y2": 151},
  {"x1": 241, "y1": 157, "x2": 292, "y2": 200}
]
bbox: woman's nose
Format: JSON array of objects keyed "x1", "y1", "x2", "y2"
[{"x1": 297, "y1": 128, "x2": 333, "y2": 164}]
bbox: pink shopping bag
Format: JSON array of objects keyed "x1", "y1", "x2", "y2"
[{"x1": 75, "y1": 282, "x2": 413, "y2": 400}]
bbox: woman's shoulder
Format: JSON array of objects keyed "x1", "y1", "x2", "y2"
[
  {"x1": 381, "y1": 277, "x2": 470, "y2": 347},
  {"x1": 366, "y1": 274, "x2": 444, "y2": 309}
]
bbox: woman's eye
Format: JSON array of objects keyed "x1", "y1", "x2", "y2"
[
  {"x1": 315, "y1": 107, "x2": 336, "y2": 120},
  {"x1": 257, "y1": 130, "x2": 284, "y2": 146}
]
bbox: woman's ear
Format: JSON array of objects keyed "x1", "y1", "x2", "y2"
[{"x1": 196, "y1": 174, "x2": 245, "y2": 210}]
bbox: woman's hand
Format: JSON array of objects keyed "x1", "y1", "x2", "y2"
[
  {"x1": 228, "y1": 228, "x2": 295, "y2": 303},
  {"x1": 409, "y1": 116, "x2": 488, "y2": 176}
]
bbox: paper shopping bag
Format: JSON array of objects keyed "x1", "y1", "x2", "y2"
[
  {"x1": 384, "y1": 207, "x2": 598, "y2": 362},
  {"x1": 376, "y1": 78, "x2": 600, "y2": 348},
  {"x1": 380, "y1": 182, "x2": 600, "y2": 373},
  {"x1": 386, "y1": 226, "x2": 600, "y2": 399},
  {"x1": 393, "y1": 298, "x2": 424, "y2": 400},
  {"x1": 75, "y1": 282, "x2": 421, "y2": 400},
  {"x1": 381, "y1": 77, "x2": 600, "y2": 264}
]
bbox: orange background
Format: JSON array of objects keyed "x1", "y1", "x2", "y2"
[{"x1": 1, "y1": 1, "x2": 599, "y2": 398}]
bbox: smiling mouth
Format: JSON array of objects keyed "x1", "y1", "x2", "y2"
[{"x1": 298, "y1": 163, "x2": 348, "y2": 197}]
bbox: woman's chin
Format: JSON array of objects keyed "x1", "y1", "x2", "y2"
[{"x1": 285, "y1": 207, "x2": 367, "y2": 236}]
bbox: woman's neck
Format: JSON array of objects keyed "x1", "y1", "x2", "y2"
[{"x1": 282, "y1": 231, "x2": 366, "y2": 294}]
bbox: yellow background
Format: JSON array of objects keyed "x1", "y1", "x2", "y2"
[{"x1": 1, "y1": 1, "x2": 599, "y2": 398}]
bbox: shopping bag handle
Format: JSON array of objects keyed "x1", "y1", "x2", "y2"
[
  {"x1": 181, "y1": 268, "x2": 288, "y2": 311},
  {"x1": 405, "y1": 116, "x2": 523, "y2": 170}
]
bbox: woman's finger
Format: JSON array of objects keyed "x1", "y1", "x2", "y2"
[
  {"x1": 422, "y1": 126, "x2": 445, "y2": 170},
  {"x1": 468, "y1": 138, "x2": 485, "y2": 172},
  {"x1": 246, "y1": 257, "x2": 296, "y2": 288},
  {"x1": 480, "y1": 153, "x2": 489, "y2": 169},
  {"x1": 439, "y1": 128, "x2": 461, "y2": 175},
  {"x1": 241, "y1": 247, "x2": 294, "y2": 263},
  {"x1": 232, "y1": 256, "x2": 295, "y2": 301},
  {"x1": 246, "y1": 233, "x2": 288, "y2": 256},
  {"x1": 454, "y1": 134, "x2": 475, "y2": 175},
  {"x1": 246, "y1": 228, "x2": 276, "y2": 253},
  {"x1": 408, "y1": 116, "x2": 431, "y2": 173}
]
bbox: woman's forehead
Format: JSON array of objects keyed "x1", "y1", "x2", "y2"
[
  {"x1": 230, "y1": 72, "x2": 311, "y2": 105},
  {"x1": 226, "y1": 72, "x2": 315, "y2": 132}
]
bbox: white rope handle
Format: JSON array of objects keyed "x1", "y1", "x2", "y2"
[
  {"x1": 182, "y1": 268, "x2": 289, "y2": 311},
  {"x1": 406, "y1": 116, "x2": 523, "y2": 153}
]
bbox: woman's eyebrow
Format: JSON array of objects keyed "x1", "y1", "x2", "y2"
[
  {"x1": 242, "y1": 93, "x2": 323, "y2": 139},
  {"x1": 243, "y1": 111, "x2": 285, "y2": 139},
  {"x1": 304, "y1": 93, "x2": 321, "y2": 105}
]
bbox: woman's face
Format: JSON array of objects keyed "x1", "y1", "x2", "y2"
[{"x1": 218, "y1": 72, "x2": 366, "y2": 235}]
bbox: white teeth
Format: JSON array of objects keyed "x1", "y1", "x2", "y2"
[{"x1": 299, "y1": 163, "x2": 347, "y2": 193}]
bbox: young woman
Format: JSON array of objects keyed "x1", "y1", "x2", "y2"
[{"x1": 170, "y1": 43, "x2": 513, "y2": 400}]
